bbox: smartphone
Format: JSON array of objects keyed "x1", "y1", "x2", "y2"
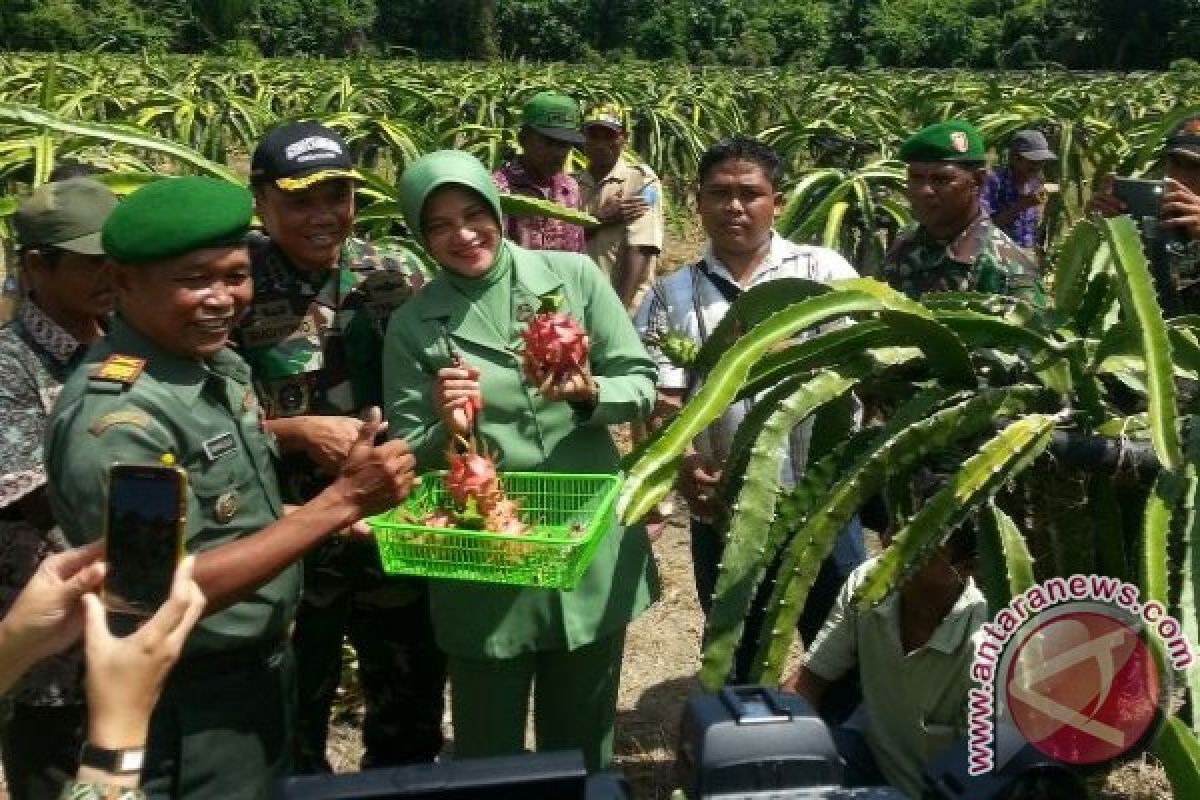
[
  {"x1": 1113, "y1": 177, "x2": 1164, "y2": 219},
  {"x1": 103, "y1": 463, "x2": 186, "y2": 618}
]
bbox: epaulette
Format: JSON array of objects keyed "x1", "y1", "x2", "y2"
[{"x1": 88, "y1": 354, "x2": 146, "y2": 392}]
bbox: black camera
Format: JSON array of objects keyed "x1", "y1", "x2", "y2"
[{"x1": 677, "y1": 686, "x2": 904, "y2": 799}]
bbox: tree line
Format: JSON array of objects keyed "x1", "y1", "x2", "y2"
[{"x1": 3, "y1": 0, "x2": 1200, "y2": 70}]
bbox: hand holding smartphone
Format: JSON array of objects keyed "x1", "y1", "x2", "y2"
[
  {"x1": 1112, "y1": 177, "x2": 1164, "y2": 219},
  {"x1": 103, "y1": 463, "x2": 186, "y2": 627}
]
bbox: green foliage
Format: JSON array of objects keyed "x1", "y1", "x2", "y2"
[{"x1": 5, "y1": 0, "x2": 1200, "y2": 67}]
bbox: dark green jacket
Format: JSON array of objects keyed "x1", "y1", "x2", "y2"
[{"x1": 45, "y1": 317, "x2": 299, "y2": 657}]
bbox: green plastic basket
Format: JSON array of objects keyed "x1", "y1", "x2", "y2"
[{"x1": 368, "y1": 471, "x2": 621, "y2": 590}]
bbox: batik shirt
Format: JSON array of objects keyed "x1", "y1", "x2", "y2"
[
  {"x1": 635, "y1": 234, "x2": 859, "y2": 509},
  {"x1": 0, "y1": 300, "x2": 85, "y2": 706},
  {"x1": 981, "y1": 167, "x2": 1042, "y2": 248},
  {"x1": 492, "y1": 160, "x2": 587, "y2": 253},
  {"x1": 883, "y1": 214, "x2": 1045, "y2": 306},
  {"x1": 236, "y1": 232, "x2": 429, "y2": 504}
]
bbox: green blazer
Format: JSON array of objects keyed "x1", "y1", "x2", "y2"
[{"x1": 383, "y1": 244, "x2": 660, "y2": 658}]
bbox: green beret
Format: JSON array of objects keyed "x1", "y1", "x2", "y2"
[
  {"x1": 102, "y1": 176, "x2": 253, "y2": 265},
  {"x1": 899, "y1": 120, "x2": 986, "y2": 163}
]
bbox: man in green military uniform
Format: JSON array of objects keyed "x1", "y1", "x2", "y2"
[
  {"x1": 44, "y1": 176, "x2": 417, "y2": 800},
  {"x1": 236, "y1": 121, "x2": 445, "y2": 772},
  {"x1": 574, "y1": 104, "x2": 663, "y2": 312},
  {"x1": 883, "y1": 120, "x2": 1045, "y2": 305}
]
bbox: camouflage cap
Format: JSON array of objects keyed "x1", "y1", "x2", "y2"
[
  {"x1": 521, "y1": 91, "x2": 584, "y2": 145},
  {"x1": 14, "y1": 178, "x2": 117, "y2": 255},
  {"x1": 583, "y1": 103, "x2": 624, "y2": 132},
  {"x1": 102, "y1": 177, "x2": 252, "y2": 265},
  {"x1": 1165, "y1": 115, "x2": 1200, "y2": 161},
  {"x1": 899, "y1": 120, "x2": 986, "y2": 164}
]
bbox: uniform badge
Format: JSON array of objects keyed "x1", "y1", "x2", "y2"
[
  {"x1": 242, "y1": 389, "x2": 257, "y2": 412},
  {"x1": 93, "y1": 354, "x2": 147, "y2": 385},
  {"x1": 214, "y1": 490, "x2": 239, "y2": 523},
  {"x1": 516, "y1": 303, "x2": 534, "y2": 322},
  {"x1": 950, "y1": 131, "x2": 969, "y2": 153},
  {"x1": 88, "y1": 409, "x2": 150, "y2": 436},
  {"x1": 202, "y1": 432, "x2": 237, "y2": 462}
]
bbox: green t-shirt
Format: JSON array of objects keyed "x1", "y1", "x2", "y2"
[{"x1": 804, "y1": 556, "x2": 987, "y2": 797}]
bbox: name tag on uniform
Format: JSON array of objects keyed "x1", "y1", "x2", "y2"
[{"x1": 202, "y1": 432, "x2": 238, "y2": 462}]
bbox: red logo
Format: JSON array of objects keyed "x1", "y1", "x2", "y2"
[{"x1": 1005, "y1": 612, "x2": 1161, "y2": 765}]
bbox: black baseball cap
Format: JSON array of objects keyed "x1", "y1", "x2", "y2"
[
  {"x1": 1165, "y1": 116, "x2": 1200, "y2": 161},
  {"x1": 251, "y1": 121, "x2": 359, "y2": 191},
  {"x1": 1009, "y1": 129, "x2": 1057, "y2": 161}
]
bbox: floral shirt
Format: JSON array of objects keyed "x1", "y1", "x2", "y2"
[
  {"x1": 981, "y1": 166, "x2": 1042, "y2": 249},
  {"x1": 0, "y1": 300, "x2": 86, "y2": 706},
  {"x1": 492, "y1": 160, "x2": 587, "y2": 253}
]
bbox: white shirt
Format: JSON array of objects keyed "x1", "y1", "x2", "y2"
[{"x1": 634, "y1": 233, "x2": 858, "y2": 490}]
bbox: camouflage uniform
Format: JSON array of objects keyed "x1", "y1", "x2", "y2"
[
  {"x1": 1143, "y1": 226, "x2": 1200, "y2": 317},
  {"x1": 882, "y1": 213, "x2": 1045, "y2": 305},
  {"x1": 235, "y1": 232, "x2": 445, "y2": 772}
]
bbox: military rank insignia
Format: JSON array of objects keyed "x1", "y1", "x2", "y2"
[
  {"x1": 214, "y1": 490, "x2": 239, "y2": 523},
  {"x1": 93, "y1": 354, "x2": 147, "y2": 385}
]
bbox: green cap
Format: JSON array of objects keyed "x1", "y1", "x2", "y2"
[
  {"x1": 102, "y1": 177, "x2": 253, "y2": 265},
  {"x1": 899, "y1": 120, "x2": 986, "y2": 163},
  {"x1": 521, "y1": 91, "x2": 584, "y2": 145},
  {"x1": 14, "y1": 178, "x2": 118, "y2": 255}
]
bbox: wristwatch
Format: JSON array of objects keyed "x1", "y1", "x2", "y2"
[{"x1": 79, "y1": 742, "x2": 146, "y2": 775}]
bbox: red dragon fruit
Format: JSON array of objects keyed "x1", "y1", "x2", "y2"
[
  {"x1": 520, "y1": 312, "x2": 590, "y2": 380},
  {"x1": 446, "y1": 449, "x2": 500, "y2": 509}
]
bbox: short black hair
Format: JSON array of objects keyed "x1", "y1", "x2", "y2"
[
  {"x1": 697, "y1": 135, "x2": 784, "y2": 190},
  {"x1": 48, "y1": 161, "x2": 100, "y2": 182}
]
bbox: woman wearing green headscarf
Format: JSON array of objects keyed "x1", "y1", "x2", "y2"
[{"x1": 382, "y1": 150, "x2": 660, "y2": 771}]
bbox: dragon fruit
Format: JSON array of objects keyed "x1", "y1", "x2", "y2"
[
  {"x1": 484, "y1": 497, "x2": 526, "y2": 535},
  {"x1": 520, "y1": 312, "x2": 590, "y2": 380},
  {"x1": 420, "y1": 509, "x2": 454, "y2": 528},
  {"x1": 444, "y1": 440, "x2": 529, "y2": 535},
  {"x1": 445, "y1": 449, "x2": 499, "y2": 509}
]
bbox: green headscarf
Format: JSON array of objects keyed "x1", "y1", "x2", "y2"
[
  {"x1": 398, "y1": 149, "x2": 505, "y2": 252},
  {"x1": 398, "y1": 149, "x2": 512, "y2": 318}
]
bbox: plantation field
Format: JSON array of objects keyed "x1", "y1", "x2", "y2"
[
  {"x1": 2, "y1": 54, "x2": 1200, "y2": 276},
  {"x1": 4, "y1": 55, "x2": 1200, "y2": 799}
]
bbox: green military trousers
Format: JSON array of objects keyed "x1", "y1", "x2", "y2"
[
  {"x1": 447, "y1": 628, "x2": 627, "y2": 773},
  {"x1": 140, "y1": 645, "x2": 296, "y2": 800}
]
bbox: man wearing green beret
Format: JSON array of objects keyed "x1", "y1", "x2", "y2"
[
  {"x1": 44, "y1": 176, "x2": 418, "y2": 800},
  {"x1": 884, "y1": 120, "x2": 1044, "y2": 305},
  {"x1": 0, "y1": 177, "x2": 116, "y2": 800},
  {"x1": 492, "y1": 91, "x2": 588, "y2": 253},
  {"x1": 236, "y1": 121, "x2": 445, "y2": 773}
]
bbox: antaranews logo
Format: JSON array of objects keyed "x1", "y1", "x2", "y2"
[{"x1": 967, "y1": 574, "x2": 1194, "y2": 775}]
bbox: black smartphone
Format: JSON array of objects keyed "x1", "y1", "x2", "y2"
[
  {"x1": 1113, "y1": 177, "x2": 1164, "y2": 219},
  {"x1": 104, "y1": 463, "x2": 186, "y2": 619}
]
